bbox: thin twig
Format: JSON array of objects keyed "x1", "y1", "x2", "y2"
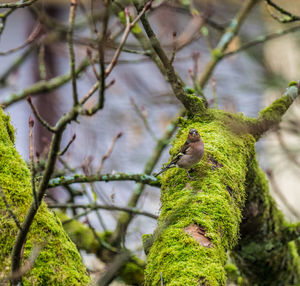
[
  {"x1": 170, "y1": 31, "x2": 177, "y2": 64},
  {"x1": 0, "y1": 46, "x2": 36, "y2": 85},
  {"x1": 130, "y1": 97, "x2": 157, "y2": 140},
  {"x1": 86, "y1": 48, "x2": 99, "y2": 80},
  {"x1": 49, "y1": 203, "x2": 158, "y2": 220},
  {"x1": 198, "y1": 0, "x2": 260, "y2": 88},
  {"x1": 265, "y1": 0, "x2": 300, "y2": 23},
  {"x1": 0, "y1": 186, "x2": 23, "y2": 231},
  {"x1": 29, "y1": 116, "x2": 38, "y2": 210},
  {"x1": 0, "y1": 0, "x2": 38, "y2": 8},
  {"x1": 68, "y1": 0, "x2": 79, "y2": 105},
  {"x1": 105, "y1": 1, "x2": 153, "y2": 77},
  {"x1": 38, "y1": 44, "x2": 47, "y2": 80},
  {"x1": 85, "y1": 217, "x2": 118, "y2": 252},
  {"x1": 0, "y1": 22, "x2": 41, "y2": 56},
  {"x1": 2, "y1": 244, "x2": 43, "y2": 284},
  {"x1": 97, "y1": 132, "x2": 123, "y2": 173},
  {"x1": 26, "y1": 96, "x2": 56, "y2": 133},
  {"x1": 1, "y1": 57, "x2": 90, "y2": 108},
  {"x1": 58, "y1": 134, "x2": 76, "y2": 156},
  {"x1": 223, "y1": 25, "x2": 300, "y2": 58}
]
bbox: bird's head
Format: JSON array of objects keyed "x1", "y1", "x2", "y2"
[{"x1": 188, "y1": 128, "x2": 200, "y2": 142}]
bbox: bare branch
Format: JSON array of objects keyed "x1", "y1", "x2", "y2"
[
  {"x1": 58, "y1": 134, "x2": 76, "y2": 156},
  {"x1": 26, "y1": 96, "x2": 56, "y2": 133},
  {"x1": 29, "y1": 116, "x2": 38, "y2": 210},
  {"x1": 68, "y1": 0, "x2": 79, "y2": 105},
  {"x1": 97, "y1": 132, "x2": 123, "y2": 173}
]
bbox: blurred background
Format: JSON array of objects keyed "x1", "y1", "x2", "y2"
[{"x1": 1, "y1": 0, "x2": 300, "y2": 283}]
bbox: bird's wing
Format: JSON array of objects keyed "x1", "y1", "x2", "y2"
[
  {"x1": 179, "y1": 140, "x2": 191, "y2": 154},
  {"x1": 169, "y1": 140, "x2": 191, "y2": 165}
]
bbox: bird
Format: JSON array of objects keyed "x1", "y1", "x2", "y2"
[{"x1": 154, "y1": 128, "x2": 204, "y2": 179}]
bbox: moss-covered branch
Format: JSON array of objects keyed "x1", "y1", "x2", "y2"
[
  {"x1": 48, "y1": 172, "x2": 160, "y2": 188},
  {"x1": 249, "y1": 82, "x2": 299, "y2": 139},
  {"x1": 0, "y1": 109, "x2": 90, "y2": 285},
  {"x1": 144, "y1": 83, "x2": 300, "y2": 285},
  {"x1": 232, "y1": 158, "x2": 300, "y2": 285},
  {"x1": 144, "y1": 110, "x2": 256, "y2": 285}
]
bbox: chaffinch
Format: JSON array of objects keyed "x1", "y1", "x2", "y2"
[{"x1": 154, "y1": 128, "x2": 204, "y2": 179}]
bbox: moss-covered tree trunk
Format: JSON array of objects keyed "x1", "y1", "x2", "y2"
[
  {"x1": 0, "y1": 109, "x2": 90, "y2": 285},
  {"x1": 144, "y1": 84, "x2": 300, "y2": 285}
]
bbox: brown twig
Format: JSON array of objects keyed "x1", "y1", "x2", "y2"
[
  {"x1": 105, "y1": 2, "x2": 153, "y2": 77},
  {"x1": 0, "y1": 185, "x2": 22, "y2": 231},
  {"x1": 58, "y1": 134, "x2": 76, "y2": 156},
  {"x1": 97, "y1": 132, "x2": 123, "y2": 174},
  {"x1": 26, "y1": 96, "x2": 56, "y2": 133},
  {"x1": 130, "y1": 97, "x2": 157, "y2": 140},
  {"x1": 3, "y1": 244, "x2": 43, "y2": 284},
  {"x1": 0, "y1": 22, "x2": 41, "y2": 56},
  {"x1": 68, "y1": 0, "x2": 79, "y2": 105},
  {"x1": 29, "y1": 116, "x2": 38, "y2": 210},
  {"x1": 170, "y1": 31, "x2": 177, "y2": 64},
  {"x1": 86, "y1": 48, "x2": 99, "y2": 80}
]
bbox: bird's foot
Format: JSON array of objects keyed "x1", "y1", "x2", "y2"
[{"x1": 186, "y1": 169, "x2": 195, "y2": 180}]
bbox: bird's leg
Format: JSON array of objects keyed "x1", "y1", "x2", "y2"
[{"x1": 185, "y1": 169, "x2": 194, "y2": 180}]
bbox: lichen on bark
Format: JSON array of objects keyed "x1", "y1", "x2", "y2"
[{"x1": 0, "y1": 109, "x2": 90, "y2": 285}]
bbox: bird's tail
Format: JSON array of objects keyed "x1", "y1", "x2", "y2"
[{"x1": 153, "y1": 164, "x2": 175, "y2": 177}]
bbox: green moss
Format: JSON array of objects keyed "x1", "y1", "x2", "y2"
[
  {"x1": 211, "y1": 49, "x2": 223, "y2": 60},
  {"x1": 119, "y1": 259, "x2": 144, "y2": 285},
  {"x1": 145, "y1": 109, "x2": 256, "y2": 285},
  {"x1": 232, "y1": 155, "x2": 300, "y2": 285},
  {"x1": 0, "y1": 109, "x2": 90, "y2": 285},
  {"x1": 259, "y1": 94, "x2": 293, "y2": 123}
]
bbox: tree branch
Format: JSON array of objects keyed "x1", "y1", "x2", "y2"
[
  {"x1": 48, "y1": 172, "x2": 160, "y2": 188},
  {"x1": 198, "y1": 0, "x2": 260, "y2": 88},
  {"x1": 48, "y1": 203, "x2": 158, "y2": 220},
  {"x1": 249, "y1": 82, "x2": 299, "y2": 139}
]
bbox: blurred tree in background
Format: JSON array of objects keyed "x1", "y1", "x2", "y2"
[{"x1": 0, "y1": 0, "x2": 300, "y2": 285}]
